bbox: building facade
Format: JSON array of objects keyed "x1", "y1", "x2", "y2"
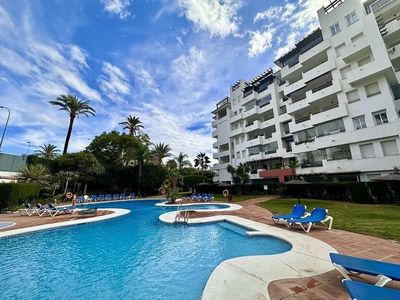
[{"x1": 212, "y1": 0, "x2": 400, "y2": 184}]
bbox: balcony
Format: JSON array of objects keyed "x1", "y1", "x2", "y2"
[
  {"x1": 283, "y1": 78, "x2": 306, "y2": 96},
  {"x1": 229, "y1": 112, "x2": 243, "y2": 124},
  {"x1": 299, "y1": 39, "x2": 330, "y2": 65},
  {"x1": 347, "y1": 60, "x2": 393, "y2": 87},
  {"x1": 286, "y1": 98, "x2": 309, "y2": 114},
  {"x1": 341, "y1": 38, "x2": 371, "y2": 64},
  {"x1": 382, "y1": 18, "x2": 400, "y2": 46},
  {"x1": 311, "y1": 103, "x2": 348, "y2": 126},
  {"x1": 243, "y1": 106, "x2": 258, "y2": 118},
  {"x1": 244, "y1": 120, "x2": 260, "y2": 133},
  {"x1": 281, "y1": 60, "x2": 303, "y2": 80},
  {"x1": 306, "y1": 79, "x2": 342, "y2": 104},
  {"x1": 211, "y1": 114, "x2": 227, "y2": 127},
  {"x1": 302, "y1": 58, "x2": 336, "y2": 83},
  {"x1": 212, "y1": 130, "x2": 218, "y2": 138},
  {"x1": 229, "y1": 127, "x2": 244, "y2": 137}
]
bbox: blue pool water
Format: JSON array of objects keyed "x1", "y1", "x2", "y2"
[
  {"x1": 181, "y1": 203, "x2": 230, "y2": 210},
  {"x1": 0, "y1": 200, "x2": 291, "y2": 300}
]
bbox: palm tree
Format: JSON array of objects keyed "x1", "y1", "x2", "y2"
[
  {"x1": 226, "y1": 163, "x2": 250, "y2": 196},
  {"x1": 18, "y1": 164, "x2": 51, "y2": 185},
  {"x1": 119, "y1": 115, "x2": 144, "y2": 136},
  {"x1": 35, "y1": 143, "x2": 60, "y2": 159},
  {"x1": 175, "y1": 152, "x2": 192, "y2": 173},
  {"x1": 132, "y1": 142, "x2": 151, "y2": 197},
  {"x1": 151, "y1": 142, "x2": 172, "y2": 166},
  {"x1": 286, "y1": 158, "x2": 301, "y2": 180},
  {"x1": 49, "y1": 94, "x2": 96, "y2": 154},
  {"x1": 194, "y1": 152, "x2": 211, "y2": 175}
]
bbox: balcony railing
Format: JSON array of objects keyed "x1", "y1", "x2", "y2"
[{"x1": 312, "y1": 81, "x2": 333, "y2": 93}]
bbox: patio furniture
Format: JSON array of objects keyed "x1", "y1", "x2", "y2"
[
  {"x1": 271, "y1": 204, "x2": 307, "y2": 224},
  {"x1": 343, "y1": 279, "x2": 400, "y2": 300},
  {"x1": 330, "y1": 252, "x2": 400, "y2": 286},
  {"x1": 285, "y1": 207, "x2": 333, "y2": 233}
]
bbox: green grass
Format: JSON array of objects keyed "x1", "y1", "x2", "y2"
[{"x1": 257, "y1": 198, "x2": 400, "y2": 242}]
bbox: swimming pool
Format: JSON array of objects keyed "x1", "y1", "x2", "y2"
[{"x1": 0, "y1": 200, "x2": 291, "y2": 300}]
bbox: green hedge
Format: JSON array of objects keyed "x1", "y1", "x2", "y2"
[{"x1": 0, "y1": 183, "x2": 41, "y2": 211}]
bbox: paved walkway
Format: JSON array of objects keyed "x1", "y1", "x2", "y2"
[{"x1": 1, "y1": 197, "x2": 400, "y2": 299}]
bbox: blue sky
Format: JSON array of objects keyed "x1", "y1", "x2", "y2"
[{"x1": 0, "y1": 0, "x2": 331, "y2": 164}]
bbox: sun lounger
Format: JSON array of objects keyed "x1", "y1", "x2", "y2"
[
  {"x1": 18, "y1": 203, "x2": 36, "y2": 216},
  {"x1": 330, "y1": 253, "x2": 400, "y2": 286},
  {"x1": 34, "y1": 203, "x2": 51, "y2": 216},
  {"x1": 343, "y1": 279, "x2": 400, "y2": 300},
  {"x1": 271, "y1": 204, "x2": 307, "y2": 224},
  {"x1": 285, "y1": 207, "x2": 333, "y2": 233},
  {"x1": 47, "y1": 203, "x2": 70, "y2": 217}
]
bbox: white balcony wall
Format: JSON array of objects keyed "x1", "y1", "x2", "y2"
[
  {"x1": 212, "y1": 130, "x2": 218, "y2": 138},
  {"x1": 229, "y1": 127, "x2": 244, "y2": 137},
  {"x1": 211, "y1": 114, "x2": 227, "y2": 127},
  {"x1": 341, "y1": 38, "x2": 371, "y2": 64},
  {"x1": 347, "y1": 60, "x2": 392, "y2": 86},
  {"x1": 288, "y1": 118, "x2": 313, "y2": 134},
  {"x1": 383, "y1": 18, "x2": 400, "y2": 46},
  {"x1": 243, "y1": 106, "x2": 257, "y2": 118},
  {"x1": 286, "y1": 98, "x2": 309, "y2": 114},
  {"x1": 311, "y1": 103, "x2": 348, "y2": 126},
  {"x1": 281, "y1": 61, "x2": 303, "y2": 79},
  {"x1": 299, "y1": 39, "x2": 331, "y2": 65},
  {"x1": 306, "y1": 79, "x2": 342, "y2": 105},
  {"x1": 229, "y1": 112, "x2": 243, "y2": 124},
  {"x1": 243, "y1": 120, "x2": 260, "y2": 133},
  {"x1": 303, "y1": 58, "x2": 336, "y2": 83},
  {"x1": 242, "y1": 91, "x2": 255, "y2": 104},
  {"x1": 283, "y1": 78, "x2": 306, "y2": 96},
  {"x1": 247, "y1": 152, "x2": 266, "y2": 161}
]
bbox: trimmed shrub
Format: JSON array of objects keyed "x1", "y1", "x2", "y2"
[{"x1": 0, "y1": 182, "x2": 41, "y2": 211}]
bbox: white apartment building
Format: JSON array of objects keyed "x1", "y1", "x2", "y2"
[{"x1": 212, "y1": 0, "x2": 400, "y2": 184}]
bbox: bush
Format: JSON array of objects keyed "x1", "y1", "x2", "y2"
[{"x1": 0, "y1": 182, "x2": 41, "y2": 211}]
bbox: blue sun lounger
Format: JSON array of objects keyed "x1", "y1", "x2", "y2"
[
  {"x1": 343, "y1": 279, "x2": 400, "y2": 300},
  {"x1": 330, "y1": 253, "x2": 400, "y2": 286},
  {"x1": 271, "y1": 204, "x2": 307, "y2": 224},
  {"x1": 285, "y1": 207, "x2": 333, "y2": 233}
]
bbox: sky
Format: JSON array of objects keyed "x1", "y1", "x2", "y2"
[{"x1": 0, "y1": 0, "x2": 333, "y2": 165}]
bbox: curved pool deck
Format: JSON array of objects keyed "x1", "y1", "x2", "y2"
[
  {"x1": 0, "y1": 208, "x2": 130, "y2": 238},
  {"x1": 159, "y1": 210, "x2": 337, "y2": 300}
]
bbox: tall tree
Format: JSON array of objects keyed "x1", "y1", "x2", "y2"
[
  {"x1": 119, "y1": 115, "x2": 144, "y2": 136},
  {"x1": 175, "y1": 152, "x2": 192, "y2": 173},
  {"x1": 132, "y1": 142, "x2": 151, "y2": 197},
  {"x1": 226, "y1": 163, "x2": 250, "y2": 196},
  {"x1": 194, "y1": 152, "x2": 211, "y2": 175},
  {"x1": 286, "y1": 158, "x2": 301, "y2": 180},
  {"x1": 151, "y1": 142, "x2": 172, "y2": 166},
  {"x1": 49, "y1": 94, "x2": 96, "y2": 154},
  {"x1": 35, "y1": 143, "x2": 60, "y2": 159}
]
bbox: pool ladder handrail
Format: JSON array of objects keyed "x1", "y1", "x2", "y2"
[{"x1": 175, "y1": 205, "x2": 190, "y2": 223}]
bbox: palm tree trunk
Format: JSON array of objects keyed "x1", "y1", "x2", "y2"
[
  {"x1": 63, "y1": 117, "x2": 75, "y2": 154},
  {"x1": 64, "y1": 179, "x2": 69, "y2": 194},
  {"x1": 138, "y1": 162, "x2": 142, "y2": 197}
]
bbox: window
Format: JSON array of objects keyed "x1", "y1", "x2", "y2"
[
  {"x1": 353, "y1": 116, "x2": 366, "y2": 130},
  {"x1": 335, "y1": 43, "x2": 345, "y2": 57},
  {"x1": 239, "y1": 108, "x2": 243, "y2": 114},
  {"x1": 340, "y1": 66, "x2": 352, "y2": 80},
  {"x1": 234, "y1": 123, "x2": 238, "y2": 130},
  {"x1": 238, "y1": 95, "x2": 241, "y2": 103},
  {"x1": 345, "y1": 11, "x2": 358, "y2": 26},
  {"x1": 365, "y1": 82, "x2": 380, "y2": 97},
  {"x1": 360, "y1": 143, "x2": 375, "y2": 158},
  {"x1": 234, "y1": 111, "x2": 237, "y2": 116},
  {"x1": 242, "y1": 150, "x2": 246, "y2": 158},
  {"x1": 381, "y1": 140, "x2": 398, "y2": 156},
  {"x1": 330, "y1": 22, "x2": 341, "y2": 36},
  {"x1": 346, "y1": 90, "x2": 360, "y2": 103},
  {"x1": 236, "y1": 151, "x2": 240, "y2": 159},
  {"x1": 373, "y1": 111, "x2": 388, "y2": 125},
  {"x1": 358, "y1": 56, "x2": 371, "y2": 67},
  {"x1": 235, "y1": 137, "x2": 239, "y2": 145},
  {"x1": 233, "y1": 98, "x2": 237, "y2": 105},
  {"x1": 241, "y1": 136, "x2": 245, "y2": 143}
]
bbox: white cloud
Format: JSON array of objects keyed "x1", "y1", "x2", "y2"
[
  {"x1": 274, "y1": 31, "x2": 298, "y2": 59},
  {"x1": 254, "y1": 6, "x2": 282, "y2": 23},
  {"x1": 179, "y1": 0, "x2": 242, "y2": 37},
  {"x1": 98, "y1": 62, "x2": 131, "y2": 102},
  {"x1": 100, "y1": 0, "x2": 131, "y2": 19},
  {"x1": 248, "y1": 28, "x2": 275, "y2": 58}
]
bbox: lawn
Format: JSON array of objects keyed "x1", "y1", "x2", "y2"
[{"x1": 257, "y1": 198, "x2": 400, "y2": 242}]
